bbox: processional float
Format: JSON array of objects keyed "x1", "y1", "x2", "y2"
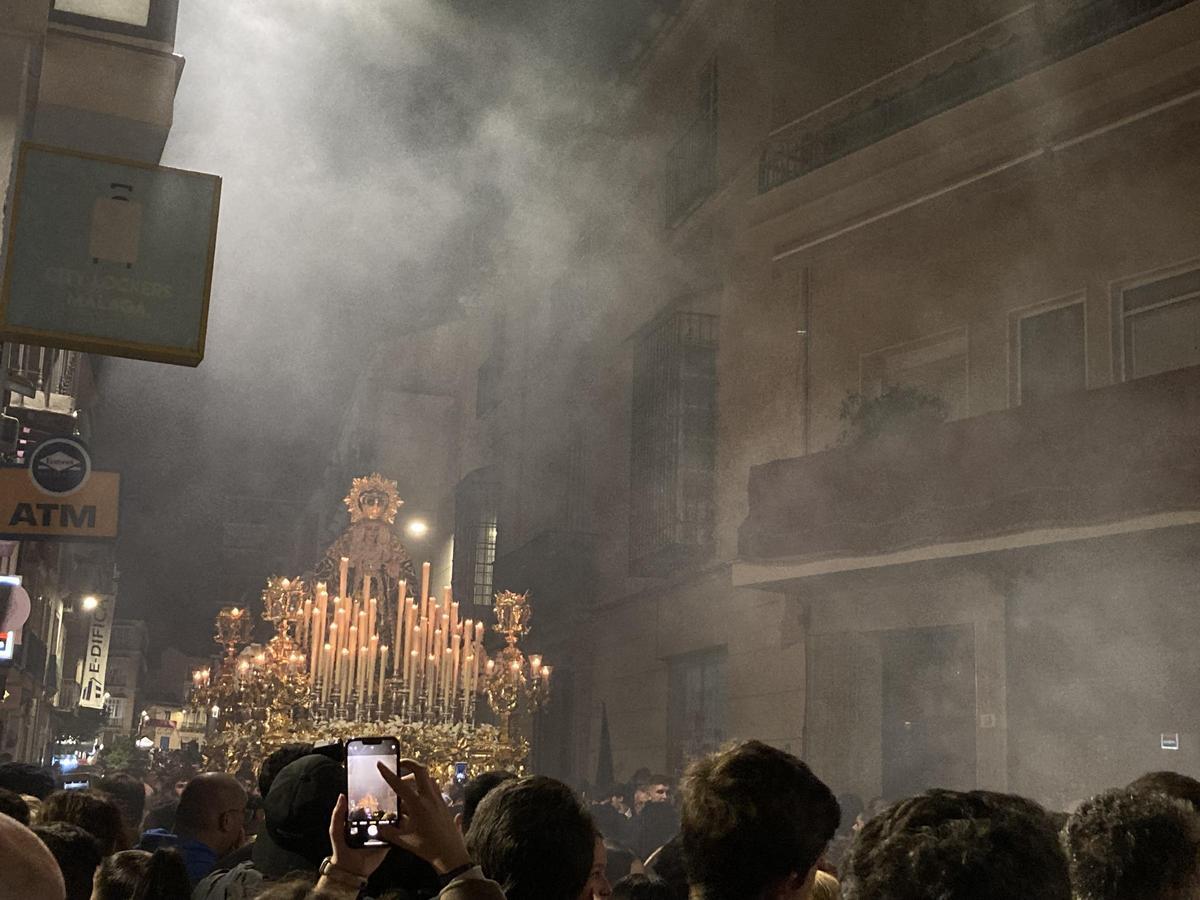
[{"x1": 190, "y1": 474, "x2": 550, "y2": 783}]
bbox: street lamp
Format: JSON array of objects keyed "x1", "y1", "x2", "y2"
[
  {"x1": 81, "y1": 595, "x2": 98, "y2": 612},
  {"x1": 406, "y1": 519, "x2": 429, "y2": 539}
]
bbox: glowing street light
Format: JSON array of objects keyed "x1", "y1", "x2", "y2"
[
  {"x1": 81, "y1": 595, "x2": 98, "y2": 612},
  {"x1": 406, "y1": 519, "x2": 429, "y2": 539}
]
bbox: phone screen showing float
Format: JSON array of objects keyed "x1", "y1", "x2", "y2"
[{"x1": 345, "y1": 736, "x2": 400, "y2": 847}]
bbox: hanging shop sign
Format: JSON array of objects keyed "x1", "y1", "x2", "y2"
[
  {"x1": 79, "y1": 594, "x2": 114, "y2": 709},
  {"x1": 0, "y1": 143, "x2": 221, "y2": 366},
  {"x1": 0, "y1": 439, "x2": 119, "y2": 539}
]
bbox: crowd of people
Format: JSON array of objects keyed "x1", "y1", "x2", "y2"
[{"x1": 0, "y1": 740, "x2": 1198, "y2": 899}]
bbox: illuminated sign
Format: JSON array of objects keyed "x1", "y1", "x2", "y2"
[
  {"x1": 79, "y1": 594, "x2": 114, "y2": 709},
  {"x1": 0, "y1": 466, "x2": 119, "y2": 539},
  {"x1": 1162, "y1": 733, "x2": 1180, "y2": 751}
]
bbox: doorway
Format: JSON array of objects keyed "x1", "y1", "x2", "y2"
[{"x1": 881, "y1": 624, "x2": 977, "y2": 799}]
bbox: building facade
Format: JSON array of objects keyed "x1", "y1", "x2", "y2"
[
  {"x1": 0, "y1": 0, "x2": 184, "y2": 762},
  {"x1": 479, "y1": 0, "x2": 1200, "y2": 804},
  {"x1": 328, "y1": 0, "x2": 1200, "y2": 807}
]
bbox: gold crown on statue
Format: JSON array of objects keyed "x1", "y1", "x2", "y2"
[{"x1": 344, "y1": 473, "x2": 404, "y2": 525}]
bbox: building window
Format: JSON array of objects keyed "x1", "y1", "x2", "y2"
[
  {"x1": 668, "y1": 648, "x2": 726, "y2": 774},
  {"x1": 1121, "y1": 268, "x2": 1200, "y2": 380},
  {"x1": 54, "y1": 0, "x2": 150, "y2": 25},
  {"x1": 453, "y1": 468, "x2": 499, "y2": 610},
  {"x1": 863, "y1": 328, "x2": 968, "y2": 420},
  {"x1": 1015, "y1": 300, "x2": 1086, "y2": 404},
  {"x1": 629, "y1": 312, "x2": 718, "y2": 577},
  {"x1": 105, "y1": 697, "x2": 124, "y2": 725},
  {"x1": 665, "y1": 57, "x2": 718, "y2": 227}
]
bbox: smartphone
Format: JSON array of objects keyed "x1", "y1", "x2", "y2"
[
  {"x1": 63, "y1": 778, "x2": 90, "y2": 791},
  {"x1": 454, "y1": 761, "x2": 469, "y2": 786},
  {"x1": 345, "y1": 736, "x2": 400, "y2": 848}
]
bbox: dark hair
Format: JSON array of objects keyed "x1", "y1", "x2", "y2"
[
  {"x1": 461, "y1": 770, "x2": 516, "y2": 833},
  {"x1": 466, "y1": 776, "x2": 596, "y2": 900},
  {"x1": 613, "y1": 874, "x2": 674, "y2": 900},
  {"x1": 843, "y1": 789, "x2": 1071, "y2": 900},
  {"x1": 94, "y1": 773, "x2": 147, "y2": 839},
  {"x1": 32, "y1": 822, "x2": 103, "y2": 900},
  {"x1": 141, "y1": 797, "x2": 177, "y2": 832},
  {"x1": 1065, "y1": 788, "x2": 1200, "y2": 900},
  {"x1": 645, "y1": 834, "x2": 688, "y2": 900},
  {"x1": 681, "y1": 741, "x2": 839, "y2": 900},
  {"x1": 0, "y1": 786, "x2": 30, "y2": 825},
  {"x1": 39, "y1": 788, "x2": 128, "y2": 854},
  {"x1": 837, "y1": 793, "x2": 864, "y2": 835},
  {"x1": 592, "y1": 801, "x2": 632, "y2": 846},
  {"x1": 249, "y1": 877, "x2": 317, "y2": 899},
  {"x1": 258, "y1": 742, "x2": 315, "y2": 799},
  {"x1": 0, "y1": 761, "x2": 56, "y2": 799},
  {"x1": 1128, "y1": 771, "x2": 1200, "y2": 809},
  {"x1": 93, "y1": 848, "x2": 191, "y2": 900}
]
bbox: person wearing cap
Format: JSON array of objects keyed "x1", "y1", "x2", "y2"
[{"x1": 194, "y1": 754, "x2": 344, "y2": 900}]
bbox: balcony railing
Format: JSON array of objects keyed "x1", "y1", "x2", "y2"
[{"x1": 759, "y1": 0, "x2": 1193, "y2": 193}]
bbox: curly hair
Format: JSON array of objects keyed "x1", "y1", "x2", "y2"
[
  {"x1": 1065, "y1": 788, "x2": 1200, "y2": 900},
  {"x1": 841, "y1": 789, "x2": 1070, "y2": 900},
  {"x1": 681, "y1": 741, "x2": 839, "y2": 900}
]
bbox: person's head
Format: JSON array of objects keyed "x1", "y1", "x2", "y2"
[
  {"x1": 257, "y1": 742, "x2": 315, "y2": 799},
  {"x1": 92, "y1": 774, "x2": 147, "y2": 845},
  {"x1": 252, "y1": 754, "x2": 344, "y2": 877},
  {"x1": 37, "y1": 789, "x2": 127, "y2": 855},
  {"x1": 91, "y1": 848, "x2": 191, "y2": 900},
  {"x1": 0, "y1": 762, "x2": 55, "y2": 800},
  {"x1": 681, "y1": 741, "x2": 838, "y2": 900},
  {"x1": 633, "y1": 776, "x2": 671, "y2": 813},
  {"x1": 612, "y1": 874, "x2": 673, "y2": 900},
  {"x1": 0, "y1": 811, "x2": 65, "y2": 900},
  {"x1": 174, "y1": 772, "x2": 248, "y2": 857},
  {"x1": 0, "y1": 787, "x2": 30, "y2": 825},
  {"x1": 250, "y1": 879, "x2": 318, "y2": 900},
  {"x1": 836, "y1": 793, "x2": 864, "y2": 837},
  {"x1": 466, "y1": 775, "x2": 598, "y2": 900},
  {"x1": 459, "y1": 770, "x2": 517, "y2": 834},
  {"x1": 842, "y1": 789, "x2": 1071, "y2": 900},
  {"x1": 1128, "y1": 771, "x2": 1200, "y2": 809},
  {"x1": 31, "y1": 822, "x2": 102, "y2": 900},
  {"x1": 1064, "y1": 788, "x2": 1200, "y2": 900},
  {"x1": 140, "y1": 797, "x2": 176, "y2": 833}
]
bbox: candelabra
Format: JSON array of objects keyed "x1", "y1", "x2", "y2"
[
  {"x1": 190, "y1": 475, "x2": 551, "y2": 781},
  {"x1": 484, "y1": 591, "x2": 551, "y2": 741}
]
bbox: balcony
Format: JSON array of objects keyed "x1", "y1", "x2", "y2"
[
  {"x1": 759, "y1": 0, "x2": 1194, "y2": 193},
  {"x1": 4, "y1": 345, "x2": 86, "y2": 419},
  {"x1": 736, "y1": 366, "x2": 1200, "y2": 580}
]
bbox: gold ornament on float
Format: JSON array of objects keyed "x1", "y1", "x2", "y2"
[{"x1": 190, "y1": 476, "x2": 552, "y2": 783}]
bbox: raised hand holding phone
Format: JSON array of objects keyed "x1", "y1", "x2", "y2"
[
  {"x1": 344, "y1": 736, "x2": 401, "y2": 848},
  {"x1": 376, "y1": 758, "x2": 473, "y2": 876}
]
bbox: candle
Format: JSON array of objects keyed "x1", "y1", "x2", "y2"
[
  {"x1": 339, "y1": 557, "x2": 349, "y2": 600},
  {"x1": 368, "y1": 597, "x2": 377, "y2": 645},
  {"x1": 364, "y1": 574, "x2": 373, "y2": 611},
  {"x1": 420, "y1": 562, "x2": 431, "y2": 607},
  {"x1": 321, "y1": 644, "x2": 333, "y2": 704},
  {"x1": 368, "y1": 635, "x2": 379, "y2": 702},
  {"x1": 301, "y1": 598, "x2": 313, "y2": 647},
  {"x1": 408, "y1": 651, "x2": 419, "y2": 708},
  {"x1": 378, "y1": 644, "x2": 388, "y2": 708},
  {"x1": 340, "y1": 648, "x2": 351, "y2": 697},
  {"x1": 359, "y1": 645, "x2": 369, "y2": 700},
  {"x1": 426, "y1": 654, "x2": 437, "y2": 707},
  {"x1": 310, "y1": 607, "x2": 322, "y2": 679}
]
